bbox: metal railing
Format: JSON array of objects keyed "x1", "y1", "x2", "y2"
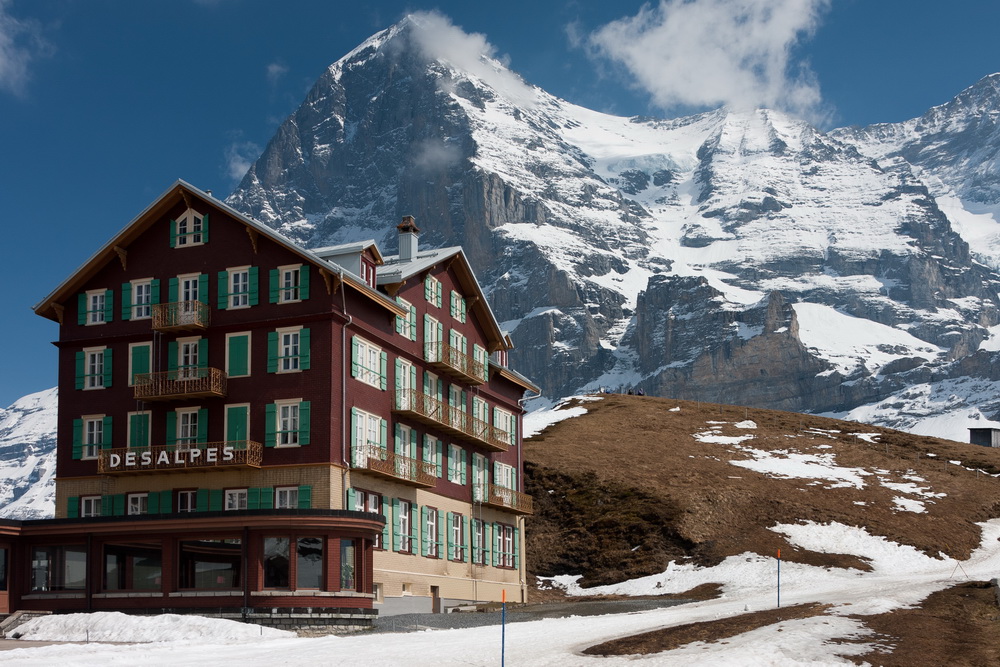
[
  {"x1": 152, "y1": 300, "x2": 210, "y2": 330},
  {"x1": 97, "y1": 440, "x2": 262, "y2": 474},
  {"x1": 133, "y1": 367, "x2": 226, "y2": 400},
  {"x1": 424, "y1": 342, "x2": 487, "y2": 384},
  {"x1": 352, "y1": 443, "x2": 436, "y2": 487},
  {"x1": 474, "y1": 483, "x2": 534, "y2": 514},
  {"x1": 394, "y1": 389, "x2": 511, "y2": 452}
]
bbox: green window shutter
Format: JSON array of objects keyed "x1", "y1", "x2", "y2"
[
  {"x1": 102, "y1": 348, "x2": 113, "y2": 387},
  {"x1": 198, "y1": 274, "x2": 208, "y2": 304},
  {"x1": 217, "y1": 271, "x2": 229, "y2": 309},
  {"x1": 72, "y1": 419, "x2": 83, "y2": 459},
  {"x1": 491, "y1": 523, "x2": 500, "y2": 566},
  {"x1": 485, "y1": 522, "x2": 493, "y2": 565},
  {"x1": 196, "y1": 489, "x2": 209, "y2": 512},
  {"x1": 298, "y1": 401, "x2": 311, "y2": 445},
  {"x1": 198, "y1": 338, "x2": 208, "y2": 369},
  {"x1": 299, "y1": 265, "x2": 310, "y2": 300},
  {"x1": 408, "y1": 305, "x2": 417, "y2": 341},
  {"x1": 104, "y1": 289, "x2": 114, "y2": 322},
  {"x1": 379, "y1": 419, "x2": 388, "y2": 455},
  {"x1": 226, "y1": 405, "x2": 248, "y2": 442},
  {"x1": 392, "y1": 498, "x2": 401, "y2": 552},
  {"x1": 409, "y1": 504, "x2": 418, "y2": 549},
  {"x1": 131, "y1": 344, "x2": 150, "y2": 385},
  {"x1": 463, "y1": 515, "x2": 470, "y2": 562},
  {"x1": 347, "y1": 488, "x2": 356, "y2": 511},
  {"x1": 446, "y1": 512, "x2": 455, "y2": 560},
  {"x1": 77, "y1": 293, "x2": 87, "y2": 325},
  {"x1": 421, "y1": 434, "x2": 430, "y2": 465},
  {"x1": 264, "y1": 403, "x2": 276, "y2": 447},
  {"x1": 436, "y1": 322, "x2": 443, "y2": 354},
  {"x1": 247, "y1": 487, "x2": 260, "y2": 510},
  {"x1": 395, "y1": 307, "x2": 403, "y2": 335},
  {"x1": 101, "y1": 416, "x2": 113, "y2": 449},
  {"x1": 201, "y1": 213, "x2": 210, "y2": 243},
  {"x1": 67, "y1": 496, "x2": 80, "y2": 519},
  {"x1": 267, "y1": 331, "x2": 278, "y2": 373},
  {"x1": 350, "y1": 408, "x2": 358, "y2": 466},
  {"x1": 165, "y1": 411, "x2": 177, "y2": 446},
  {"x1": 435, "y1": 281, "x2": 442, "y2": 307},
  {"x1": 75, "y1": 351, "x2": 85, "y2": 390},
  {"x1": 410, "y1": 364, "x2": 417, "y2": 394},
  {"x1": 394, "y1": 423, "x2": 402, "y2": 456},
  {"x1": 113, "y1": 494, "x2": 125, "y2": 517},
  {"x1": 350, "y1": 336, "x2": 360, "y2": 377},
  {"x1": 269, "y1": 269, "x2": 279, "y2": 303},
  {"x1": 379, "y1": 351, "x2": 387, "y2": 390},
  {"x1": 437, "y1": 509, "x2": 444, "y2": 555},
  {"x1": 514, "y1": 527, "x2": 520, "y2": 569},
  {"x1": 395, "y1": 358, "x2": 402, "y2": 393},
  {"x1": 196, "y1": 408, "x2": 208, "y2": 443},
  {"x1": 228, "y1": 334, "x2": 249, "y2": 377},
  {"x1": 209, "y1": 490, "x2": 223, "y2": 512},
  {"x1": 423, "y1": 314, "x2": 432, "y2": 360},
  {"x1": 159, "y1": 489, "x2": 172, "y2": 514},
  {"x1": 450, "y1": 291, "x2": 456, "y2": 318},
  {"x1": 151, "y1": 279, "x2": 160, "y2": 305},
  {"x1": 460, "y1": 449, "x2": 467, "y2": 485},
  {"x1": 420, "y1": 506, "x2": 428, "y2": 556},
  {"x1": 249, "y1": 266, "x2": 259, "y2": 306},
  {"x1": 167, "y1": 341, "x2": 178, "y2": 372},
  {"x1": 260, "y1": 486, "x2": 274, "y2": 509},
  {"x1": 447, "y1": 447, "x2": 454, "y2": 480},
  {"x1": 435, "y1": 440, "x2": 443, "y2": 477},
  {"x1": 147, "y1": 491, "x2": 160, "y2": 514},
  {"x1": 168, "y1": 277, "x2": 178, "y2": 303},
  {"x1": 129, "y1": 413, "x2": 144, "y2": 447},
  {"x1": 101, "y1": 495, "x2": 113, "y2": 517},
  {"x1": 169, "y1": 219, "x2": 177, "y2": 247},
  {"x1": 121, "y1": 282, "x2": 133, "y2": 320},
  {"x1": 424, "y1": 275, "x2": 432, "y2": 301},
  {"x1": 298, "y1": 485, "x2": 312, "y2": 508},
  {"x1": 299, "y1": 328, "x2": 311, "y2": 370},
  {"x1": 381, "y1": 496, "x2": 390, "y2": 547}
]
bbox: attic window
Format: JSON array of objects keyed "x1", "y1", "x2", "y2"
[{"x1": 170, "y1": 209, "x2": 209, "y2": 248}]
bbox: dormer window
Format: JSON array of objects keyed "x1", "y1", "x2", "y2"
[
  {"x1": 170, "y1": 209, "x2": 209, "y2": 248},
  {"x1": 362, "y1": 258, "x2": 377, "y2": 288}
]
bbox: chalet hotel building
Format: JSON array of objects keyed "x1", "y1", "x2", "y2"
[{"x1": 0, "y1": 181, "x2": 537, "y2": 625}]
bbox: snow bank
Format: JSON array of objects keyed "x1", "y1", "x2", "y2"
[{"x1": 13, "y1": 612, "x2": 293, "y2": 643}]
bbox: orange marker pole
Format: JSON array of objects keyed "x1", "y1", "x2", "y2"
[
  {"x1": 777, "y1": 549, "x2": 781, "y2": 609},
  {"x1": 501, "y1": 589, "x2": 507, "y2": 667}
]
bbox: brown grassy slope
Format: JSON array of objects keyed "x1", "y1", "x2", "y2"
[{"x1": 524, "y1": 394, "x2": 1000, "y2": 588}]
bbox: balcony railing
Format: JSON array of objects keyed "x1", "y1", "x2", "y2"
[
  {"x1": 152, "y1": 300, "x2": 210, "y2": 331},
  {"x1": 474, "y1": 483, "x2": 534, "y2": 515},
  {"x1": 351, "y1": 443, "x2": 436, "y2": 487},
  {"x1": 425, "y1": 342, "x2": 487, "y2": 385},
  {"x1": 133, "y1": 367, "x2": 227, "y2": 401},
  {"x1": 394, "y1": 389, "x2": 510, "y2": 452},
  {"x1": 97, "y1": 440, "x2": 262, "y2": 474}
]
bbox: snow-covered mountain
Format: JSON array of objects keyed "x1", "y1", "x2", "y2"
[
  {"x1": 225, "y1": 16, "x2": 1000, "y2": 441},
  {"x1": 0, "y1": 387, "x2": 57, "y2": 519}
]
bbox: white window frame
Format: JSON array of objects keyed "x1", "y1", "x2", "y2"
[
  {"x1": 85, "y1": 289, "x2": 106, "y2": 325},
  {"x1": 355, "y1": 337, "x2": 383, "y2": 388},
  {"x1": 448, "y1": 444, "x2": 463, "y2": 484},
  {"x1": 126, "y1": 410, "x2": 151, "y2": 448},
  {"x1": 450, "y1": 513, "x2": 465, "y2": 562},
  {"x1": 426, "y1": 508, "x2": 439, "y2": 558},
  {"x1": 81, "y1": 414, "x2": 104, "y2": 460},
  {"x1": 277, "y1": 264, "x2": 302, "y2": 303},
  {"x1": 398, "y1": 499, "x2": 413, "y2": 553},
  {"x1": 225, "y1": 331, "x2": 252, "y2": 378},
  {"x1": 275, "y1": 486, "x2": 299, "y2": 509},
  {"x1": 177, "y1": 272, "x2": 200, "y2": 303},
  {"x1": 425, "y1": 275, "x2": 442, "y2": 308},
  {"x1": 397, "y1": 298, "x2": 414, "y2": 339},
  {"x1": 398, "y1": 424, "x2": 417, "y2": 459},
  {"x1": 362, "y1": 259, "x2": 377, "y2": 288},
  {"x1": 495, "y1": 407, "x2": 515, "y2": 445},
  {"x1": 130, "y1": 278, "x2": 153, "y2": 319},
  {"x1": 353, "y1": 489, "x2": 383, "y2": 549},
  {"x1": 472, "y1": 519, "x2": 486, "y2": 565},
  {"x1": 495, "y1": 462, "x2": 516, "y2": 490},
  {"x1": 354, "y1": 409, "x2": 384, "y2": 458},
  {"x1": 127, "y1": 493, "x2": 148, "y2": 516},
  {"x1": 498, "y1": 524, "x2": 515, "y2": 568},
  {"x1": 174, "y1": 208, "x2": 205, "y2": 247},
  {"x1": 227, "y1": 266, "x2": 251, "y2": 309},
  {"x1": 277, "y1": 326, "x2": 302, "y2": 373},
  {"x1": 225, "y1": 488, "x2": 248, "y2": 511},
  {"x1": 81, "y1": 495, "x2": 102, "y2": 518},
  {"x1": 223, "y1": 402, "x2": 250, "y2": 444},
  {"x1": 177, "y1": 336, "x2": 201, "y2": 380},
  {"x1": 177, "y1": 490, "x2": 196, "y2": 513},
  {"x1": 275, "y1": 399, "x2": 302, "y2": 447},
  {"x1": 176, "y1": 407, "x2": 200, "y2": 450},
  {"x1": 83, "y1": 346, "x2": 106, "y2": 390}
]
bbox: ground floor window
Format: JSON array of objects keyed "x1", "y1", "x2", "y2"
[
  {"x1": 263, "y1": 536, "x2": 323, "y2": 589},
  {"x1": 497, "y1": 524, "x2": 515, "y2": 568},
  {"x1": 297, "y1": 537, "x2": 323, "y2": 589},
  {"x1": 263, "y1": 537, "x2": 290, "y2": 588},
  {"x1": 340, "y1": 539, "x2": 356, "y2": 590},
  {"x1": 0, "y1": 548, "x2": 7, "y2": 590},
  {"x1": 472, "y1": 519, "x2": 487, "y2": 565},
  {"x1": 31, "y1": 545, "x2": 86, "y2": 592},
  {"x1": 105, "y1": 542, "x2": 162, "y2": 591},
  {"x1": 178, "y1": 539, "x2": 241, "y2": 589}
]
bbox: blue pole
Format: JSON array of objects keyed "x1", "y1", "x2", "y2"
[{"x1": 777, "y1": 549, "x2": 781, "y2": 608}]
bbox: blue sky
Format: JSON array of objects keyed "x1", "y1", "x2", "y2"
[{"x1": 1, "y1": 0, "x2": 998, "y2": 407}]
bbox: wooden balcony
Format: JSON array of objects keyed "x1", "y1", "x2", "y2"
[
  {"x1": 351, "y1": 444, "x2": 436, "y2": 487},
  {"x1": 474, "y1": 483, "x2": 534, "y2": 515},
  {"x1": 133, "y1": 367, "x2": 227, "y2": 401},
  {"x1": 424, "y1": 342, "x2": 487, "y2": 385},
  {"x1": 98, "y1": 440, "x2": 262, "y2": 474},
  {"x1": 394, "y1": 389, "x2": 510, "y2": 452},
  {"x1": 152, "y1": 300, "x2": 210, "y2": 331}
]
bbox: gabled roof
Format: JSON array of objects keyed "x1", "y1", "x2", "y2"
[
  {"x1": 33, "y1": 180, "x2": 405, "y2": 323},
  {"x1": 313, "y1": 239, "x2": 385, "y2": 265},
  {"x1": 378, "y1": 246, "x2": 512, "y2": 353}
]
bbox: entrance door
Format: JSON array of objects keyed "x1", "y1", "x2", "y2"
[{"x1": 431, "y1": 585, "x2": 441, "y2": 614}]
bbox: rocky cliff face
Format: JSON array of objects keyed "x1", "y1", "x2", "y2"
[
  {"x1": 226, "y1": 17, "x2": 1000, "y2": 439},
  {"x1": 0, "y1": 388, "x2": 57, "y2": 519}
]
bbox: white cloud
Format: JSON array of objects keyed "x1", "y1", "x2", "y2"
[
  {"x1": 0, "y1": 0, "x2": 49, "y2": 97},
  {"x1": 587, "y1": 0, "x2": 830, "y2": 119},
  {"x1": 266, "y1": 61, "x2": 288, "y2": 86},
  {"x1": 406, "y1": 11, "x2": 538, "y2": 107},
  {"x1": 224, "y1": 139, "x2": 261, "y2": 182},
  {"x1": 411, "y1": 138, "x2": 461, "y2": 172}
]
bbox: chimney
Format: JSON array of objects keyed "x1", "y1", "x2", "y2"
[{"x1": 397, "y1": 215, "x2": 420, "y2": 262}]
